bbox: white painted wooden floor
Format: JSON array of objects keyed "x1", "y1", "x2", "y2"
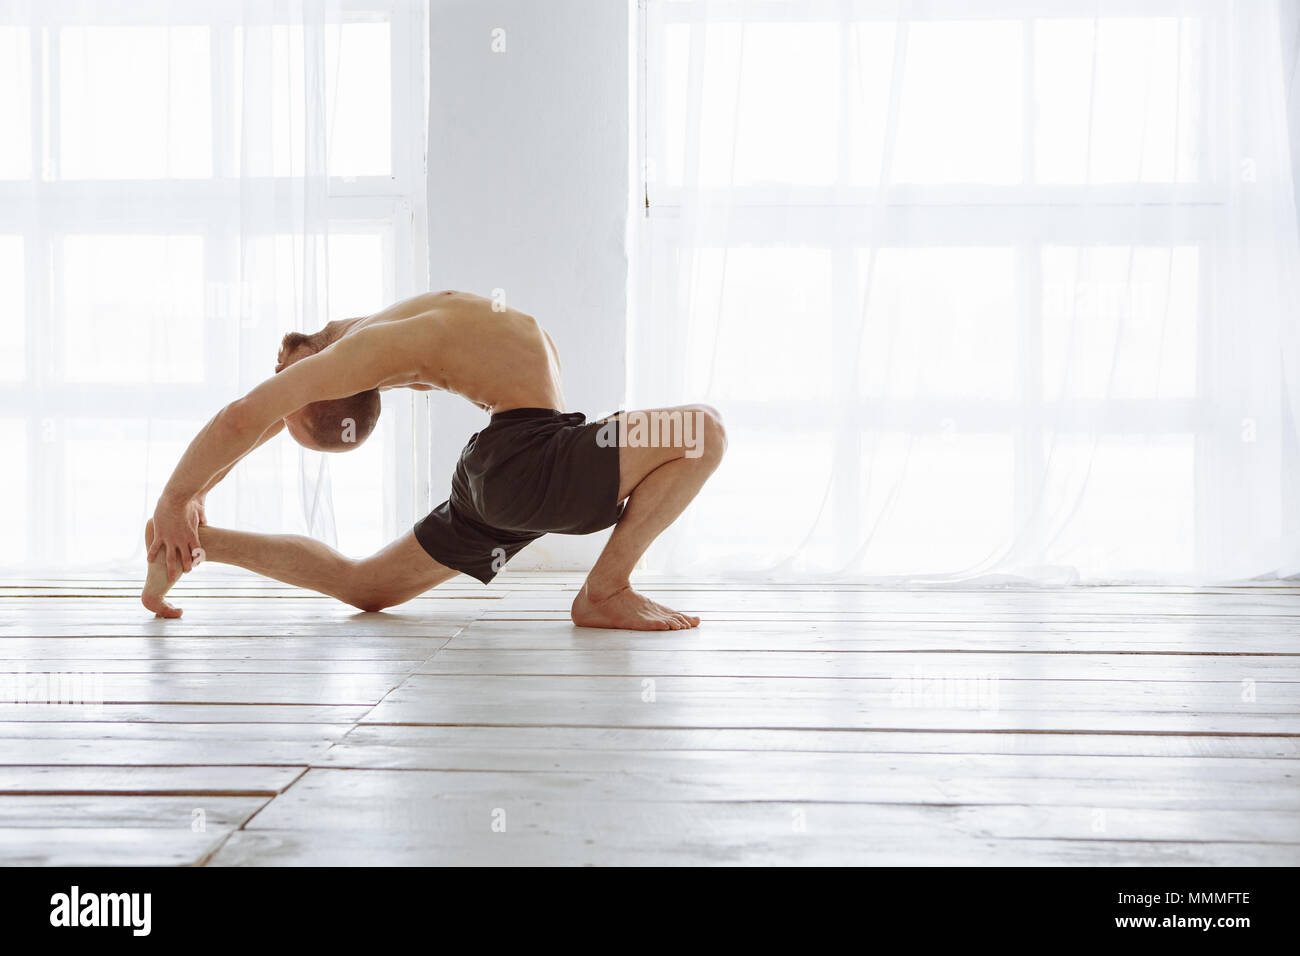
[{"x1": 1, "y1": 573, "x2": 1298, "y2": 865}]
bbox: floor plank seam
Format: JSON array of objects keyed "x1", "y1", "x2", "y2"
[
  {"x1": 196, "y1": 794, "x2": 281, "y2": 868},
  {"x1": 226, "y1": 768, "x2": 312, "y2": 835}
]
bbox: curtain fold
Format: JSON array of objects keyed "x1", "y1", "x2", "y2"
[
  {"x1": 635, "y1": 0, "x2": 1300, "y2": 583},
  {"x1": 233, "y1": 0, "x2": 341, "y2": 544}
]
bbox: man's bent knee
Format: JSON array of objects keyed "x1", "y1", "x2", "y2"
[
  {"x1": 340, "y1": 571, "x2": 389, "y2": 612},
  {"x1": 687, "y1": 403, "x2": 727, "y2": 464},
  {"x1": 348, "y1": 591, "x2": 392, "y2": 613},
  {"x1": 344, "y1": 574, "x2": 419, "y2": 613}
]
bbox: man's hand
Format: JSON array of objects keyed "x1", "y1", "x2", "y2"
[
  {"x1": 142, "y1": 519, "x2": 184, "y2": 618},
  {"x1": 147, "y1": 494, "x2": 204, "y2": 581}
]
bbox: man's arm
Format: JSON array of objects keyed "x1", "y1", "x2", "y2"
[
  {"x1": 195, "y1": 418, "x2": 286, "y2": 509},
  {"x1": 148, "y1": 323, "x2": 412, "y2": 577}
]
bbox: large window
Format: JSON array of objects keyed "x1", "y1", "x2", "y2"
[
  {"x1": 0, "y1": 1, "x2": 428, "y2": 568},
  {"x1": 636, "y1": 1, "x2": 1295, "y2": 580}
]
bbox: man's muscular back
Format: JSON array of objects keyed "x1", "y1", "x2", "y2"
[{"x1": 340, "y1": 291, "x2": 566, "y2": 413}]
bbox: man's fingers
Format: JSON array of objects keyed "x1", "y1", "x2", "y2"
[
  {"x1": 179, "y1": 544, "x2": 193, "y2": 574},
  {"x1": 165, "y1": 549, "x2": 177, "y2": 580},
  {"x1": 147, "y1": 540, "x2": 162, "y2": 561}
]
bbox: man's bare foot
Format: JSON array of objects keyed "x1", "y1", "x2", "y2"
[
  {"x1": 571, "y1": 582, "x2": 700, "y2": 631},
  {"x1": 142, "y1": 519, "x2": 184, "y2": 618}
]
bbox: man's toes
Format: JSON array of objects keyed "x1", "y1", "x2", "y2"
[{"x1": 143, "y1": 595, "x2": 181, "y2": 619}]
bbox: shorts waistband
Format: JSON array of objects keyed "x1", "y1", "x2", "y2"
[{"x1": 489, "y1": 407, "x2": 580, "y2": 424}]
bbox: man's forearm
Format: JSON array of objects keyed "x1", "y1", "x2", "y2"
[
  {"x1": 194, "y1": 419, "x2": 286, "y2": 501},
  {"x1": 159, "y1": 402, "x2": 270, "y2": 505}
]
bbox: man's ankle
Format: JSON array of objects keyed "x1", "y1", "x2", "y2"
[{"x1": 583, "y1": 577, "x2": 630, "y2": 603}]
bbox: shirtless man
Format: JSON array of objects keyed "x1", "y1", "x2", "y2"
[{"x1": 142, "y1": 291, "x2": 725, "y2": 630}]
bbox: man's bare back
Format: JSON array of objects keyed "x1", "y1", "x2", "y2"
[
  {"x1": 318, "y1": 291, "x2": 567, "y2": 413},
  {"x1": 143, "y1": 290, "x2": 727, "y2": 630}
]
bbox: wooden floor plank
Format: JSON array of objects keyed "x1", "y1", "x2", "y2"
[
  {"x1": 0, "y1": 703, "x2": 370, "y2": 723},
  {"x1": 0, "y1": 766, "x2": 303, "y2": 795},
  {"x1": 209, "y1": 828, "x2": 1298, "y2": 866},
  {"x1": 484, "y1": 588, "x2": 1300, "y2": 616},
  {"x1": 360, "y1": 674, "x2": 1300, "y2": 733},
  {"x1": 0, "y1": 737, "x2": 334, "y2": 766},
  {"x1": 0, "y1": 637, "x2": 449, "y2": 661},
  {"x1": 0, "y1": 660, "x2": 422, "y2": 675},
  {"x1": 240, "y1": 791, "x2": 1300, "y2": 844},
  {"x1": 312, "y1": 748, "x2": 1300, "y2": 786},
  {"x1": 0, "y1": 794, "x2": 266, "y2": 829},
  {"x1": 416, "y1": 649, "x2": 1300, "y2": 681},
  {"x1": 0, "y1": 721, "x2": 353, "y2": 742},
  {"x1": 0, "y1": 828, "x2": 230, "y2": 866},
  {"x1": 242, "y1": 766, "x2": 1300, "y2": 826},
  {"x1": 1, "y1": 673, "x2": 406, "y2": 706},
  {"x1": 445, "y1": 620, "x2": 1300, "y2": 654},
  {"x1": 322, "y1": 724, "x2": 1300, "y2": 761},
  {"x1": 0, "y1": 619, "x2": 471, "y2": 639}
]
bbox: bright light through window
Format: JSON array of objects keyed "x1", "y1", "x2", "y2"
[
  {"x1": 0, "y1": 27, "x2": 30, "y2": 179},
  {"x1": 59, "y1": 26, "x2": 212, "y2": 180},
  {"x1": 61, "y1": 235, "x2": 206, "y2": 384},
  {"x1": 0, "y1": 236, "x2": 24, "y2": 382}
]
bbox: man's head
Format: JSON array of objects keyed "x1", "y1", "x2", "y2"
[{"x1": 276, "y1": 330, "x2": 381, "y2": 452}]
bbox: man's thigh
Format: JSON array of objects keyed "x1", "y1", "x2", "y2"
[{"x1": 613, "y1": 405, "x2": 712, "y2": 501}]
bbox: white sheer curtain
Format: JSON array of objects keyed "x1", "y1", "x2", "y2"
[
  {"x1": 0, "y1": 0, "x2": 427, "y2": 572},
  {"x1": 634, "y1": 0, "x2": 1300, "y2": 584}
]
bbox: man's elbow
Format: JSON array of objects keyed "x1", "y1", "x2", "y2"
[{"x1": 219, "y1": 398, "x2": 263, "y2": 437}]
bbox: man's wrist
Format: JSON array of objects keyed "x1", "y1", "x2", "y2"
[{"x1": 158, "y1": 488, "x2": 195, "y2": 510}]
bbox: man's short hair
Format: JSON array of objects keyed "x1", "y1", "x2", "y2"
[
  {"x1": 296, "y1": 391, "x2": 382, "y2": 452},
  {"x1": 278, "y1": 329, "x2": 381, "y2": 451}
]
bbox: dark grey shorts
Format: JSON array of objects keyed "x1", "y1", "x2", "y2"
[{"x1": 413, "y1": 408, "x2": 624, "y2": 583}]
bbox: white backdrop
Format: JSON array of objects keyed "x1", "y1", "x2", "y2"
[
  {"x1": 0, "y1": 0, "x2": 428, "y2": 571},
  {"x1": 633, "y1": 0, "x2": 1300, "y2": 583}
]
